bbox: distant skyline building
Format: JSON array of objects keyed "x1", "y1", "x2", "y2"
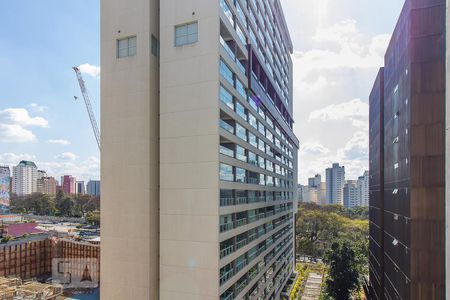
[
  {"x1": 368, "y1": 0, "x2": 446, "y2": 298},
  {"x1": 308, "y1": 174, "x2": 321, "y2": 188},
  {"x1": 325, "y1": 163, "x2": 345, "y2": 205},
  {"x1": 37, "y1": 177, "x2": 57, "y2": 195},
  {"x1": 12, "y1": 161, "x2": 38, "y2": 196},
  {"x1": 343, "y1": 180, "x2": 358, "y2": 208},
  {"x1": 357, "y1": 171, "x2": 369, "y2": 207},
  {"x1": 0, "y1": 166, "x2": 11, "y2": 212},
  {"x1": 61, "y1": 175, "x2": 76, "y2": 195},
  {"x1": 86, "y1": 180, "x2": 100, "y2": 197},
  {"x1": 76, "y1": 181, "x2": 86, "y2": 195},
  {"x1": 298, "y1": 184, "x2": 318, "y2": 204}
]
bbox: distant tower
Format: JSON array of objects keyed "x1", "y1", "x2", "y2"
[
  {"x1": 357, "y1": 171, "x2": 369, "y2": 207},
  {"x1": 12, "y1": 161, "x2": 38, "y2": 196},
  {"x1": 61, "y1": 175, "x2": 76, "y2": 195},
  {"x1": 87, "y1": 180, "x2": 100, "y2": 197},
  {"x1": 343, "y1": 180, "x2": 358, "y2": 208},
  {"x1": 325, "y1": 163, "x2": 345, "y2": 205}
]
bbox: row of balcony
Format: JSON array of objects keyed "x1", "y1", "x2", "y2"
[
  {"x1": 219, "y1": 227, "x2": 293, "y2": 287},
  {"x1": 219, "y1": 206, "x2": 291, "y2": 233},
  {"x1": 220, "y1": 195, "x2": 292, "y2": 207}
]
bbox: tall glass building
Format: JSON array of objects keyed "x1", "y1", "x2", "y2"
[{"x1": 101, "y1": 0, "x2": 298, "y2": 299}]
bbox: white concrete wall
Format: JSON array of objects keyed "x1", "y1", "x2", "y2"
[
  {"x1": 100, "y1": 0, "x2": 160, "y2": 299},
  {"x1": 159, "y1": 0, "x2": 221, "y2": 299}
]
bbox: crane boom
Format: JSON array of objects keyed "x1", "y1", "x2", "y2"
[{"x1": 73, "y1": 66, "x2": 101, "y2": 150}]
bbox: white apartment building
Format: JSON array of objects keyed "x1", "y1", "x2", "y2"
[
  {"x1": 101, "y1": 0, "x2": 298, "y2": 299},
  {"x1": 357, "y1": 170, "x2": 369, "y2": 207},
  {"x1": 343, "y1": 180, "x2": 358, "y2": 208},
  {"x1": 12, "y1": 161, "x2": 38, "y2": 196}
]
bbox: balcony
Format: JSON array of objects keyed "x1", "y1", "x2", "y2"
[
  {"x1": 220, "y1": 269, "x2": 235, "y2": 285},
  {"x1": 235, "y1": 218, "x2": 248, "y2": 227},
  {"x1": 220, "y1": 222, "x2": 234, "y2": 233},
  {"x1": 221, "y1": 244, "x2": 235, "y2": 258},
  {"x1": 220, "y1": 197, "x2": 234, "y2": 207}
]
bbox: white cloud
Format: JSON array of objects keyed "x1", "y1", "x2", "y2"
[
  {"x1": 0, "y1": 108, "x2": 48, "y2": 143},
  {"x1": 300, "y1": 142, "x2": 331, "y2": 155},
  {"x1": 78, "y1": 63, "x2": 100, "y2": 78},
  {"x1": 55, "y1": 152, "x2": 78, "y2": 161},
  {"x1": 29, "y1": 103, "x2": 47, "y2": 112},
  {"x1": 308, "y1": 98, "x2": 368, "y2": 123},
  {"x1": 292, "y1": 20, "x2": 390, "y2": 90},
  {"x1": 0, "y1": 124, "x2": 36, "y2": 143},
  {"x1": 38, "y1": 156, "x2": 100, "y2": 182},
  {"x1": 0, "y1": 108, "x2": 48, "y2": 128},
  {"x1": 0, "y1": 153, "x2": 37, "y2": 165},
  {"x1": 48, "y1": 139, "x2": 71, "y2": 145}
]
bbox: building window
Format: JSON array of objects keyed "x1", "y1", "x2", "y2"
[
  {"x1": 117, "y1": 36, "x2": 137, "y2": 58},
  {"x1": 151, "y1": 35, "x2": 159, "y2": 56},
  {"x1": 220, "y1": 163, "x2": 234, "y2": 181},
  {"x1": 175, "y1": 22, "x2": 198, "y2": 46}
]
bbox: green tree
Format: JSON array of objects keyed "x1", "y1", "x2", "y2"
[
  {"x1": 58, "y1": 197, "x2": 75, "y2": 217},
  {"x1": 56, "y1": 189, "x2": 64, "y2": 204},
  {"x1": 86, "y1": 211, "x2": 100, "y2": 225},
  {"x1": 324, "y1": 239, "x2": 360, "y2": 300}
]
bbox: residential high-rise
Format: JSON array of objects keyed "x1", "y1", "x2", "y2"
[
  {"x1": 86, "y1": 180, "x2": 100, "y2": 197},
  {"x1": 12, "y1": 161, "x2": 38, "y2": 196},
  {"x1": 76, "y1": 181, "x2": 85, "y2": 195},
  {"x1": 298, "y1": 184, "x2": 319, "y2": 204},
  {"x1": 0, "y1": 166, "x2": 11, "y2": 212},
  {"x1": 357, "y1": 170, "x2": 369, "y2": 207},
  {"x1": 61, "y1": 175, "x2": 76, "y2": 195},
  {"x1": 36, "y1": 170, "x2": 47, "y2": 194},
  {"x1": 308, "y1": 174, "x2": 321, "y2": 188},
  {"x1": 325, "y1": 163, "x2": 345, "y2": 205},
  {"x1": 343, "y1": 180, "x2": 358, "y2": 209},
  {"x1": 101, "y1": 0, "x2": 298, "y2": 299},
  {"x1": 37, "y1": 177, "x2": 57, "y2": 195},
  {"x1": 368, "y1": 0, "x2": 446, "y2": 298}
]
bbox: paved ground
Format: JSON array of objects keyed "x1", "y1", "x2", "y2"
[{"x1": 300, "y1": 272, "x2": 323, "y2": 300}]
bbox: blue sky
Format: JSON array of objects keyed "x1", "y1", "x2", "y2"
[
  {"x1": 0, "y1": 0, "x2": 100, "y2": 182},
  {"x1": 0, "y1": 0, "x2": 404, "y2": 183}
]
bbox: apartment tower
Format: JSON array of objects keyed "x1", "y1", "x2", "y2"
[
  {"x1": 12, "y1": 161, "x2": 37, "y2": 196},
  {"x1": 368, "y1": 0, "x2": 446, "y2": 298},
  {"x1": 101, "y1": 0, "x2": 298, "y2": 299},
  {"x1": 325, "y1": 163, "x2": 345, "y2": 205}
]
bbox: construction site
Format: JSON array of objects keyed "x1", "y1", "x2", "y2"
[
  {"x1": 0, "y1": 220, "x2": 100, "y2": 300},
  {"x1": 0, "y1": 277, "x2": 63, "y2": 300}
]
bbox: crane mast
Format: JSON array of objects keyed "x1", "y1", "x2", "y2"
[{"x1": 73, "y1": 66, "x2": 101, "y2": 151}]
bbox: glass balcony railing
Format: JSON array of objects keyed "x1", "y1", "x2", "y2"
[
  {"x1": 220, "y1": 269, "x2": 235, "y2": 285},
  {"x1": 220, "y1": 244, "x2": 234, "y2": 258},
  {"x1": 220, "y1": 291, "x2": 234, "y2": 300},
  {"x1": 235, "y1": 279, "x2": 247, "y2": 295},
  {"x1": 235, "y1": 218, "x2": 247, "y2": 227},
  {"x1": 235, "y1": 259, "x2": 247, "y2": 273},
  {"x1": 220, "y1": 197, "x2": 234, "y2": 207},
  {"x1": 236, "y1": 239, "x2": 247, "y2": 250},
  {"x1": 220, "y1": 119, "x2": 234, "y2": 134},
  {"x1": 220, "y1": 222, "x2": 234, "y2": 233},
  {"x1": 235, "y1": 196, "x2": 248, "y2": 205}
]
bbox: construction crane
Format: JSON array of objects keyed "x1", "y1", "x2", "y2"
[{"x1": 73, "y1": 66, "x2": 101, "y2": 151}]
